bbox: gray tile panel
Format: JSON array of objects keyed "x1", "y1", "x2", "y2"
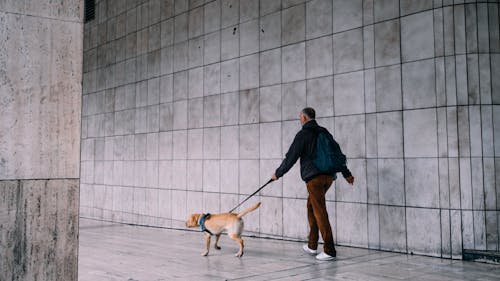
[{"x1": 80, "y1": 0, "x2": 500, "y2": 259}]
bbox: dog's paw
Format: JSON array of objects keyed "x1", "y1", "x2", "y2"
[
  {"x1": 214, "y1": 245, "x2": 221, "y2": 250},
  {"x1": 235, "y1": 252, "x2": 243, "y2": 258},
  {"x1": 201, "y1": 251, "x2": 209, "y2": 256}
]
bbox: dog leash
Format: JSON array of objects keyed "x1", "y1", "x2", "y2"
[{"x1": 228, "y1": 178, "x2": 274, "y2": 213}]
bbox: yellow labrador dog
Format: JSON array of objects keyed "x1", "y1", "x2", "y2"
[{"x1": 186, "y1": 202, "x2": 261, "y2": 257}]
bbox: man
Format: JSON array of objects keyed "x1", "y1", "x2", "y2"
[{"x1": 272, "y1": 107, "x2": 354, "y2": 261}]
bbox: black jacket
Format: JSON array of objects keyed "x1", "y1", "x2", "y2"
[{"x1": 275, "y1": 120, "x2": 352, "y2": 182}]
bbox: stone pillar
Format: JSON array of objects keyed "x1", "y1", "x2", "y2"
[{"x1": 0, "y1": 1, "x2": 83, "y2": 280}]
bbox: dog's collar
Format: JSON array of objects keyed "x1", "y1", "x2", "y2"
[{"x1": 199, "y1": 213, "x2": 213, "y2": 235}]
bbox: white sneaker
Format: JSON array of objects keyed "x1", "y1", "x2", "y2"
[
  {"x1": 302, "y1": 244, "x2": 317, "y2": 255},
  {"x1": 316, "y1": 252, "x2": 336, "y2": 261}
]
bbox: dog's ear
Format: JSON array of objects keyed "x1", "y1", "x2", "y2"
[
  {"x1": 186, "y1": 213, "x2": 201, "y2": 227},
  {"x1": 193, "y1": 214, "x2": 201, "y2": 225}
]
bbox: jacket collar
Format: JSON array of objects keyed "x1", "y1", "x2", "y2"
[{"x1": 302, "y1": 119, "x2": 318, "y2": 129}]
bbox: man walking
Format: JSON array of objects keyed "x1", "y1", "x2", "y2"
[{"x1": 272, "y1": 107, "x2": 354, "y2": 261}]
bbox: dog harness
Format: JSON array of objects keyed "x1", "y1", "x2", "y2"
[{"x1": 199, "y1": 213, "x2": 213, "y2": 235}]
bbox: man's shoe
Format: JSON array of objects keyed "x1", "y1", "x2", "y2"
[
  {"x1": 315, "y1": 252, "x2": 336, "y2": 261},
  {"x1": 302, "y1": 244, "x2": 317, "y2": 255}
]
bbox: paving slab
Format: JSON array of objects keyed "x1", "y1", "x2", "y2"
[{"x1": 78, "y1": 219, "x2": 500, "y2": 281}]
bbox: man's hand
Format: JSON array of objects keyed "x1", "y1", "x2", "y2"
[
  {"x1": 271, "y1": 174, "x2": 278, "y2": 181},
  {"x1": 345, "y1": 176, "x2": 354, "y2": 185}
]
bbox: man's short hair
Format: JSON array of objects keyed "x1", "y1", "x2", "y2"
[{"x1": 301, "y1": 107, "x2": 316, "y2": 119}]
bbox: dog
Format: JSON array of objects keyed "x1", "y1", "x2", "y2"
[{"x1": 185, "y1": 202, "x2": 261, "y2": 257}]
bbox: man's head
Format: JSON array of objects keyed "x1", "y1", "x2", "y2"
[{"x1": 300, "y1": 107, "x2": 316, "y2": 125}]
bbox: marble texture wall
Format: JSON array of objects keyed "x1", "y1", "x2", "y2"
[
  {"x1": 81, "y1": 0, "x2": 500, "y2": 258},
  {"x1": 0, "y1": 180, "x2": 80, "y2": 281},
  {"x1": 0, "y1": 0, "x2": 83, "y2": 280}
]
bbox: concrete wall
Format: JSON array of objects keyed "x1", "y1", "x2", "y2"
[
  {"x1": 0, "y1": 1, "x2": 83, "y2": 280},
  {"x1": 80, "y1": 0, "x2": 500, "y2": 258}
]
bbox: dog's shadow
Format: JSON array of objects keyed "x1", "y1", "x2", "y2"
[{"x1": 196, "y1": 234, "x2": 270, "y2": 258}]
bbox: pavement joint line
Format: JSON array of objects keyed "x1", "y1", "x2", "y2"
[{"x1": 226, "y1": 252, "x2": 404, "y2": 281}]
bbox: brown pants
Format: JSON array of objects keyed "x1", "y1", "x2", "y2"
[{"x1": 306, "y1": 174, "x2": 336, "y2": 256}]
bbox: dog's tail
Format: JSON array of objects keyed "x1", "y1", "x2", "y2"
[{"x1": 236, "y1": 202, "x2": 261, "y2": 218}]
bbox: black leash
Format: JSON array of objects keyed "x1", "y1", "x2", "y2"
[{"x1": 229, "y1": 179, "x2": 274, "y2": 213}]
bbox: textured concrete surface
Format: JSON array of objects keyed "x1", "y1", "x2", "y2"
[
  {"x1": 0, "y1": 2, "x2": 83, "y2": 180},
  {"x1": 78, "y1": 219, "x2": 500, "y2": 281},
  {"x1": 0, "y1": 180, "x2": 80, "y2": 281},
  {"x1": 0, "y1": 0, "x2": 83, "y2": 280},
  {"x1": 81, "y1": 0, "x2": 500, "y2": 259}
]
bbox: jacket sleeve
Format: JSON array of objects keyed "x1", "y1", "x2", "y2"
[
  {"x1": 340, "y1": 166, "x2": 352, "y2": 179},
  {"x1": 275, "y1": 132, "x2": 304, "y2": 178}
]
